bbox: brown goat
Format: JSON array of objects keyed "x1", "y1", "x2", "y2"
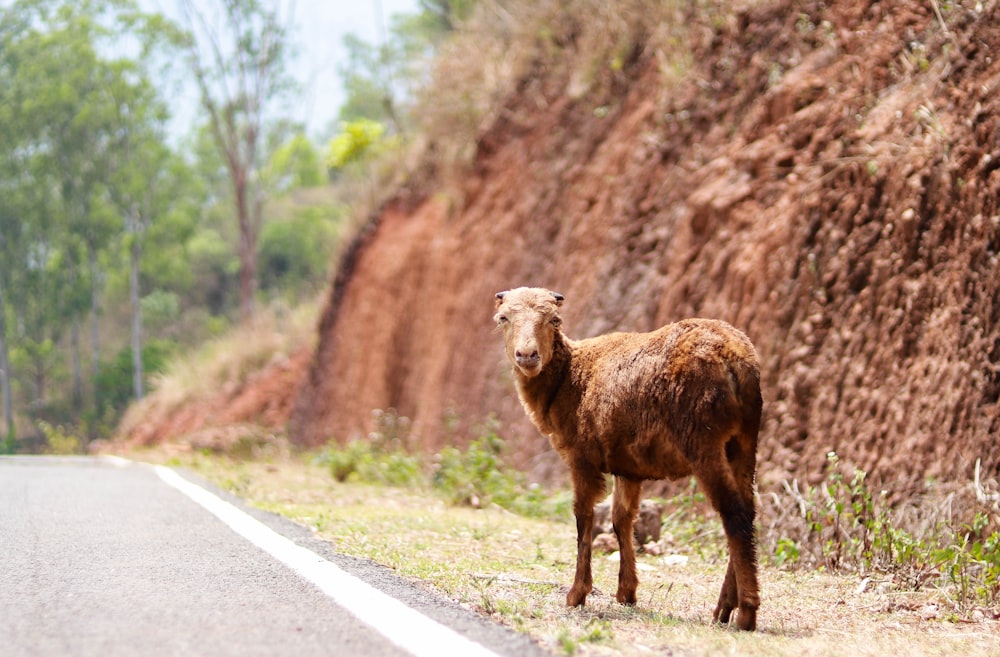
[{"x1": 494, "y1": 287, "x2": 762, "y2": 631}]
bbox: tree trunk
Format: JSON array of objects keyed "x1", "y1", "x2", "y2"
[
  {"x1": 32, "y1": 355, "x2": 44, "y2": 408},
  {"x1": 71, "y1": 317, "x2": 83, "y2": 410},
  {"x1": 68, "y1": 264, "x2": 83, "y2": 409},
  {"x1": 235, "y1": 174, "x2": 258, "y2": 324},
  {"x1": 88, "y1": 248, "x2": 102, "y2": 446},
  {"x1": 0, "y1": 278, "x2": 14, "y2": 450},
  {"x1": 128, "y1": 216, "x2": 144, "y2": 401}
]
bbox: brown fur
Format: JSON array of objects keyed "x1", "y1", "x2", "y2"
[{"x1": 494, "y1": 287, "x2": 762, "y2": 631}]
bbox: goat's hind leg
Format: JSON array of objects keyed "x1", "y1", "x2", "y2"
[
  {"x1": 713, "y1": 559, "x2": 739, "y2": 625},
  {"x1": 697, "y1": 461, "x2": 760, "y2": 631},
  {"x1": 612, "y1": 476, "x2": 642, "y2": 605}
]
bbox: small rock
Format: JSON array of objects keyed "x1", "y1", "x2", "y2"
[
  {"x1": 661, "y1": 554, "x2": 689, "y2": 567},
  {"x1": 593, "y1": 533, "x2": 620, "y2": 553},
  {"x1": 593, "y1": 497, "x2": 665, "y2": 546}
]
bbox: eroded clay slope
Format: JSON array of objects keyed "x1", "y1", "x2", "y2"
[{"x1": 290, "y1": 0, "x2": 1000, "y2": 490}]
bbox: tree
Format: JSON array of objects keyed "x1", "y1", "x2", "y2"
[
  {"x1": 268, "y1": 131, "x2": 323, "y2": 190},
  {"x1": 415, "y1": 0, "x2": 478, "y2": 32},
  {"x1": 0, "y1": 0, "x2": 187, "y2": 443},
  {"x1": 0, "y1": 6, "x2": 26, "y2": 448},
  {"x1": 10, "y1": 1, "x2": 146, "y2": 419},
  {"x1": 104, "y1": 66, "x2": 173, "y2": 402},
  {"x1": 335, "y1": 1, "x2": 469, "y2": 133},
  {"x1": 175, "y1": 0, "x2": 296, "y2": 324}
]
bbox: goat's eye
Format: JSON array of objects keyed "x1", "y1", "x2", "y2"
[
  {"x1": 497, "y1": 314, "x2": 509, "y2": 324},
  {"x1": 550, "y1": 316, "x2": 562, "y2": 327}
]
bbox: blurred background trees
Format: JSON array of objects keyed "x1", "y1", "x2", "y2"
[{"x1": 0, "y1": 0, "x2": 467, "y2": 450}]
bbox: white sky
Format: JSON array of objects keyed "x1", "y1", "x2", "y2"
[{"x1": 144, "y1": 0, "x2": 420, "y2": 140}]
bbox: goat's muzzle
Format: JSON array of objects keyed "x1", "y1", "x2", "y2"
[{"x1": 515, "y1": 349, "x2": 541, "y2": 375}]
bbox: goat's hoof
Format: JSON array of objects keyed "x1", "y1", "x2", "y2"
[
  {"x1": 566, "y1": 588, "x2": 589, "y2": 607},
  {"x1": 712, "y1": 603, "x2": 734, "y2": 625},
  {"x1": 714, "y1": 605, "x2": 757, "y2": 631},
  {"x1": 615, "y1": 589, "x2": 637, "y2": 606},
  {"x1": 736, "y1": 607, "x2": 757, "y2": 632}
]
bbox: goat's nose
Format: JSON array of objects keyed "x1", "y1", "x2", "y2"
[{"x1": 514, "y1": 349, "x2": 540, "y2": 371}]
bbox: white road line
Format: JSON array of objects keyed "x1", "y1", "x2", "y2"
[{"x1": 154, "y1": 466, "x2": 504, "y2": 657}]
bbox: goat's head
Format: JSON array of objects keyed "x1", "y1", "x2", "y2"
[{"x1": 494, "y1": 287, "x2": 565, "y2": 378}]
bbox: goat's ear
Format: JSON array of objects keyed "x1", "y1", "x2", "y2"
[
  {"x1": 550, "y1": 291, "x2": 564, "y2": 306},
  {"x1": 494, "y1": 291, "x2": 506, "y2": 308}
]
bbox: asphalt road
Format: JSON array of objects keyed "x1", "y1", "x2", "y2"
[{"x1": 0, "y1": 456, "x2": 550, "y2": 657}]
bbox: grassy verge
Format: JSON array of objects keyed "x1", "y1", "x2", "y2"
[{"x1": 137, "y1": 442, "x2": 1000, "y2": 657}]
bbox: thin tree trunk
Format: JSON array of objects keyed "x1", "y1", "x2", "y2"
[
  {"x1": 88, "y1": 248, "x2": 102, "y2": 447},
  {"x1": 33, "y1": 356, "x2": 44, "y2": 407},
  {"x1": 71, "y1": 317, "x2": 83, "y2": 410},
  {"x1": 128, "y1": 212, "x2": 144, "y2": 401},
  {"x1": 65, "y1": 263, "x2": 83, "y2": 410},
  {"x1": 235, "y1": 175, "x2": 257, "y2": 324},
  {"x1": 0, "y1": 277, "x2": 14, "y2": 449}
]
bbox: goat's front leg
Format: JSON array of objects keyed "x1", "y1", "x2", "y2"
[
  {"x1": 612, "y1": 476, "x2": 642, "y2": 605},
  {"x1": 566, "y1": 467, "x2": 605, "y2": 607}
]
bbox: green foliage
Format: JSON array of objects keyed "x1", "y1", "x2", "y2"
[
  {"x1": 258, "y1": 209, "x2": 339, "y2": 293},
  {"x1": 772, "y1": 537, "x2": 801, "y2": 567},
  {"x1": 38, "y1": 420, "x2": 81, "y2": 455},
  {"x1": 554, "y1": 618, "x2": 612, "y2": 656},
  {"x1": 96, "y1": 338, "x2": 174, "y2": 417},
  {"x1": 268, "y1": 132, "x2": 324, "y2": 189},
  {"x1": 0, "y1": 0, "x2": 216, "y2": 442},
  {"x1": 316, "y1": 413, "x2": 570, "y2": 521},
  {"x1": 335, "y1": 0, "x2": 464, "y2": 131},
  {"x1": 140, "y1": 290, "x2": 181, "y2": 332},
  {"x1": 318, "y1": 439, "x2": 423, "y2": 487},
  {"x1": 326, "y1": 119, "x2": 388, "y2": 170},
  {"x1": 315, "y1": 408, "x2": 422, "y2": 486},
  {"x1": 185, "y1": 228, "x2": 240, "y2": 315},
  {"x1": 432, "y1": 417, "x2": 571, "y2": 520}
]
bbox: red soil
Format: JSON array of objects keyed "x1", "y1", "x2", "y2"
[{"x1": 289, "y1": 0, "x2": 1000, "y2": 492}]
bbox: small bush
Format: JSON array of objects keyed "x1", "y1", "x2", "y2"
[
  {"x1": 97, "y1": 339, "x2": 175, "y2": 418},
  {"x1": 432, "y1": 417, "x2": 571, "y2": 520},
  {"x1": 317, "y1": 438, "x2": 423, "y2": 487},
  {"x1": 38, "y1": 421, "x2": 81, "y2": 455},
  {"x1": 318, "y1": 413, "x2": 571, "y2": 520}
]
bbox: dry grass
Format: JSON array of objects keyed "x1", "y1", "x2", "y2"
[
  {"x1": 413, "y1": 0, "x2": 708, "y2": 180},
  {"x1": 115, "y1": 301, "x2": 318, "y2": 440},
  {"x1": 139, "y1": 450, "x2": 1000, "y2": 657}
]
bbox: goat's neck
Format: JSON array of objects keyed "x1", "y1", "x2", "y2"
[{"x1": 515, "y1": 332, "x2": 573, "y2": 435}]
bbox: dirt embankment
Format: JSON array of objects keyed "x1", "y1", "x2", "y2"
[
  {"x1": 113, "y1": 346, "x2": 312, "y2": 453},
  {"x1": 285, "y1": 0, "x2": 1000, "y2": 491}
]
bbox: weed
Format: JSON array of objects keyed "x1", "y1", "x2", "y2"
[
  {"x1": 556, "y1": 626, "x2": 578, "y2": 655},
  {"x1": 761, "y1": 452, "x2": 1000, "y2": 613},
  {"x1": 432, "y1": 417, "x2": 572, "y2": 520},
  {"x1": 581, "y1": 617, "x2": 614, "y2": 643},
  {"x1": 773, "y1": 537, "x2": 801, "y2": 567},
  {"x1": 317, "y1": 413, "x2": 572, "y2": 520},
  {"x1": 316, "y1": 433, "x2": 422, "y2": 487},
  {"x1": 38, "y1": 421, "x2": 81, "y2": 455},
  {"x1": 473, "y1": 577, "x2": 498, "y2": 614}
]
